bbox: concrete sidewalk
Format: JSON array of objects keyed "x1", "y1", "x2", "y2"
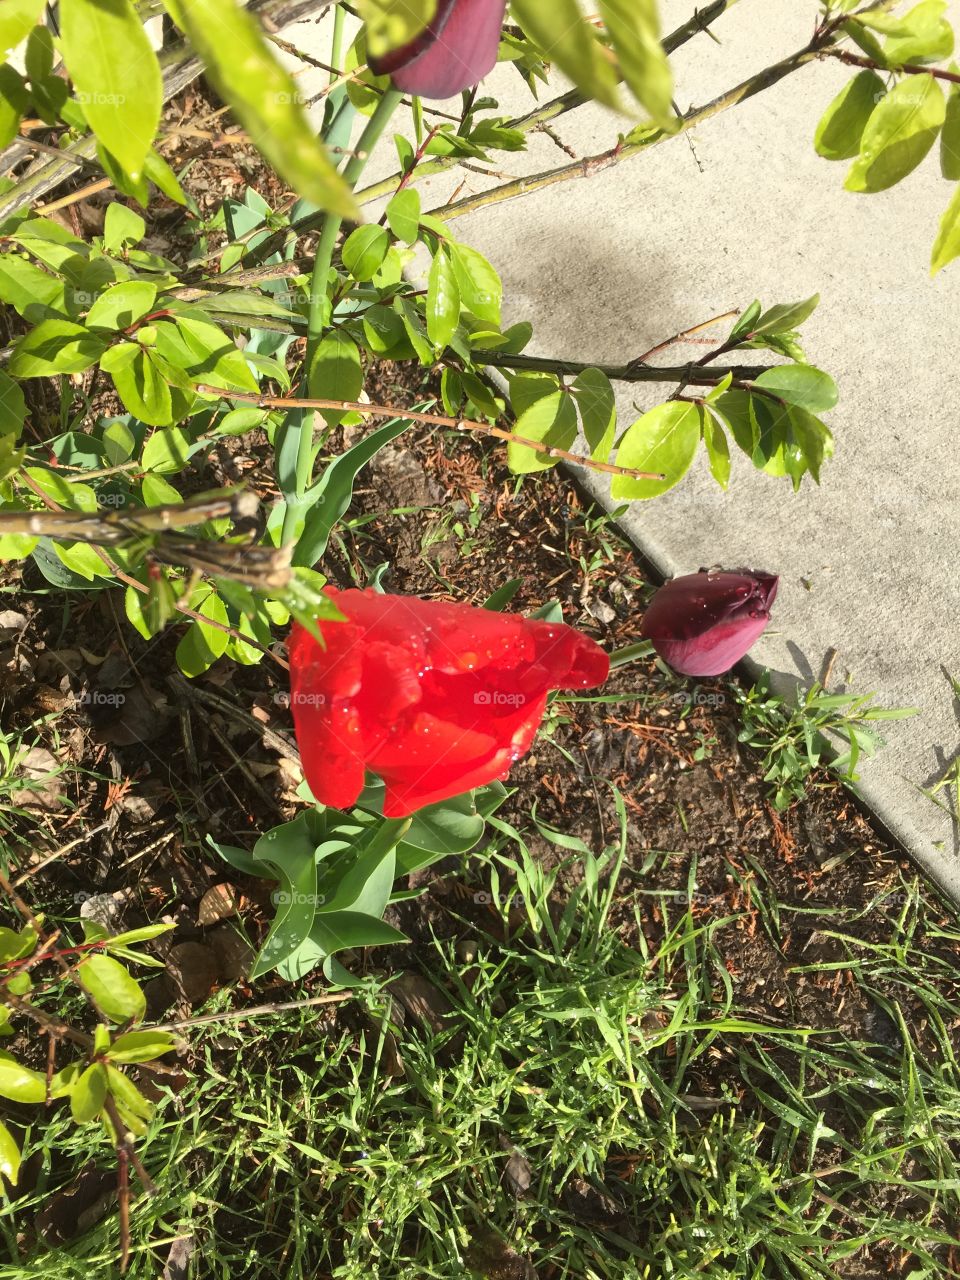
[{"x1": 284, "y1": 1, "x2": 960, "y2": 897}]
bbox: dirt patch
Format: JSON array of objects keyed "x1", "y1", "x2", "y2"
[{"x1": 2, "y1": 88, "x2": 959, "y2": 1276}]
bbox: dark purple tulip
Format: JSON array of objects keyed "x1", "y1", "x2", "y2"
[
  {"x1": 367, "y1": 0, "x2": 507, "y2": 99},
  {"x1": 641, "y1": 569, "x2": 779, "y2": 677}
]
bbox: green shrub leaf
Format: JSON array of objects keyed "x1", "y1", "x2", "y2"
[
  {"x1": 426, "y1": 246, "x2": 460, "y2": 348},
  {"x1": 931, "y1": 181, "x2": 960, "y2": 272},
  {"x1": 70, "y1": 1063, "x2": 108, "y2": 1124},
  {"x1": 941, "y1": 82, "x2": 960, "y2": 179},
  {"x1": 86, "y1": 281, "x2": 158, "y2": 331},
  {"x1": 0, "y1": 1051, "x2": 46, "y2": 1103},
  {"x1": 107, "y1": 1030, "x2": 179, "y2": 1064},
  {"x1": 753, "y1": 364, "x2": 838, "y2": 413},
  {"x1": 342, "y1": 225, "x2": 390, "y2": 281},
  {"x1": 385, "y1": 188, "x2": 421, "y2": 244},
  {"x1": 610, "y1": 400, "x2": 702, "y2": 500},
  {"x1": 8, "y1": 319, "x2": 107, "y2": 376},
  {"x1": 572, "y1": 367, "x2": 617, "y2": 461},
  {"x1": 76, "y1": 953, "x2": 147, "y2": 1024},
  {"x1": 448, "y1": 242, "x2": 502, "y2": 325},
  {"x1": 845, "y1": 75, "x2": 945, "y2": 192},
  {"x1": 60, "y1": 0, "x2": 162, "y2": 180},
  {"x1": 0, "y1": 1120, "x2": 21, "y2": 1186},
  {"x1": 507, "y1": 387, "x2": 578, "y2": 474},
  {"x1": 307, "y1": 333, "x2": 363, "y2": 428},
  {"x1": 0, "y1": 0, "x2": 46, "y2": 65},
  {"x1": 511, "y1": 0, "x2": 621, "y2": 111},
  {"x1": 597, "y1": 0, "x2": 674, "y2": 127},
  {"x1": 814, "y1": 71, "x2": 887, "y2": 161},
  {"x1": 176, "y1": 590, "x2": 230, "y2": 677}
]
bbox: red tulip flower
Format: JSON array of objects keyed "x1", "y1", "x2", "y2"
[
  {"x1": 641, "y1": 569, "x2": 779, "y2": 677},
  {"x1": 367, "y1": 0, "x2": 507, "y2": 99},
  {"x1": 288, "y1": 590, "x2": 609, "y2": 817}
]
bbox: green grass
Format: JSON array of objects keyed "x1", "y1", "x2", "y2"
[{"x1": 3, "y1": 799, "x2": 960, "y2": 1279}]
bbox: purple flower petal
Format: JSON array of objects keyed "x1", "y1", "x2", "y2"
[
  {"x1": 641, "y1": 569, "x2": 779, "y2": 677},
  {"x1": 368, "y1": 0, "x2": 506, "y2": 99}
]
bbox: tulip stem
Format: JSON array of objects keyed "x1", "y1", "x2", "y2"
[
  {"x1": 328, "y1": 0, "x2": 345, "y2": 78},
  {"x1": 280, "y1": 86, "x2": 405, "y2": 547}
]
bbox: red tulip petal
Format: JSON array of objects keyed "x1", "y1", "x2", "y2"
[
  {"x1": 353, "y1": 640, "x2": 424, "y2": 753},
  {"x1": 289, "y1": 619, "x2": 364, "y2": 696},
  {"x1": 372, "y1": 710, "x2": 497, "y2": 769},
  {"x1": 291, "y1": 695, "x2": 367, "y2": 809},
  {"x1": 379, "y1": 694, "x2": 548, "y2": 816},
  {"x1": 424, "y1": 603, "x2": 535, "y2": 676},
  {"x1": 287, "y1": 591, "x2": 608, "y2": 816},
  {"x1": 528, "y1": 620, "x2": 611, "y2": 689}
]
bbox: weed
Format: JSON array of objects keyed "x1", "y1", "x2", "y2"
[{"x1": 732, "y1": 673, "x2": 917, "y2": 810}]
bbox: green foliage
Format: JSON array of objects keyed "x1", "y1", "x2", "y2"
[
  {"x1": 0, "y1": 909, "x2": 177, "y2": 1184},
  {"x1": 856, "y1": 1, "x2": 954, "y2": 66},
  {"x1": 509, "y1": 0, "x2": 676, "y2": 126},
  {"x1": 845, "y1": 75, "x2": 944, "y2": 192},
  {"x1": 0, "y1": 0, "x2": 358, "y2": 215},
  {"x1": 507, "y1": 377, "x2": 578, "y2": 474},
  {"x1": 60, "y1": 0, "x2": 162, "y2": 182},
  {"x1": 812, "y1": 6, "x2": 960, "y2": 272},
  {"x1": 612, "y1": 400, "x2": 701, "y2": 500},
  {"x1": 733, "y1": 673, "x2": 917, "y2": 810},
  {"x1": 510, "y1": 0, "x2": 622, "y2": 111},
  {"x1": 163, "y1": 0, "x2": 357, "y2": 217},
  {"x1": 610, "y1": 296, "x2": 834, "y2": 498},
  {"x1": 815, "y1": 70, "x2": 888, "y2": 160},
  {"x1": 0, "y1": 0, "x2": 46, "y2": 62},
  {"x1": 209, "y1": 783, "x2": 505, "y2": 982},
  {"x1": 0, "y1": 137, "x2": 839, "y2": 672}
]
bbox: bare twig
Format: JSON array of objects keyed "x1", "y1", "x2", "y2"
[
  {"x1": 194, "y1": 386, "x2": 666, "y2": 481},
  {"x1": 820, "y1": 47, "x2": 960, "y2": 85},
  {"x1": 423, "y1": 19, "x2": 867, "y2": 226},
  {"x1": 15, "y1": 473, "x2": 288, "y2": 670},
  {"x1": 12, "y1": 822, "x2": 113, "y2": 887},
  {"x1": 34, "y1": 178, "x2": 113, "y2": 216},
  {"x1": 153, "y1": 990, "x2": 353, "y2": 1033},
  {"x1": 167, "y1": 673, "x2": 300, "y2": 764},
  {"x1": 631, "y1": 309, "x2": 741, "y2": 366}
]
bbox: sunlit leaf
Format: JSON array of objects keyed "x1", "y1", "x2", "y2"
[
  {"x1": 60, "y1": 0, "x2": 162, "y2": 180},
  {"x1": 610, "y1": 400, "x2": 701, "y2": 499}
]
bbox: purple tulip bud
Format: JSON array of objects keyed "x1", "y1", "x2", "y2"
[
  {"x1": 367, "y1": 0, "x2": 507, "y2": 99},
  {"x1": 641, "y1": 569, "x2": 779, "y2": 677}
]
